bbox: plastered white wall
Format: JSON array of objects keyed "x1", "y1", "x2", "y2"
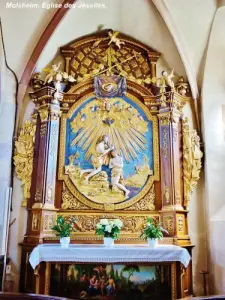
[
  {"x1": 0, "y1": 0, "x2": 61, "y2": 78},
  {"x1": 0, "y1": 26, "x2": 16, "y2": 266},
  {"x1": 165, "y1": 0, "x2": 216, "y2": 85},
  {"x1": 202, "y1": 6, "x2": 225, "y2": 294}
]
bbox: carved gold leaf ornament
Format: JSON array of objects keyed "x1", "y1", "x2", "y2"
[
  {"x1": 60, "y1": 213, "x2": 160, "y2": 236},
  {"x1": 44, "y1": 215, "x2": 55, "y2": 231},
  {"x1": 164, "y1": 186, "x2": 170, "y2": 203},
  {"x1": 14, "y1": 119, "x2": 36, "y2": 207},
  {"x1": 32, "y1": 212, "x2": 40, "y2": 231},
  {"x1": 61, "y1": 183, "x2": 89, "y2": 210},
  {"x1": 163, "y1": 128, "x2": 169, "y2": 158},
  {"x1": 175, "y1": 76, "x2": 189, "y2": 96},
  {"x1": 177, "y1": 216, "x2": 184, "y2": 233},
  {"x1": 125, "y1": 184, "x2": 155, "y2": 211},
  {"x1": 163, "y1": 215, "x2": 174, "y2": 233},
  {"x1": 182, "y1": 117, "x2": 203, "y2": 206}
]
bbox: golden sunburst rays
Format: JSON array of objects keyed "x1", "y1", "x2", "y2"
[
  {"x1": 69, "y1": 98, "x2": 149, "y2": 162},
  {"x1": 129, "y1": 127, "x2": 147, "y2": 147},
  {"x1": 84, "y1": 126, "x2": 107, "y2": 160},
  {"x1": 70, "y1": 122, "x2": 92, "y2": 146}
]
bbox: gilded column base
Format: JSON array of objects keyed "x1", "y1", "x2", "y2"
[
  {"x1": 43, "y1": 203, "x2": 56, "y2": 209},
  {"x1": 32, "y1": 203, "x2": 43, "y2": 209},
  {"x1": 161, "y1": 205, "x2": 175, "y2": 211}
]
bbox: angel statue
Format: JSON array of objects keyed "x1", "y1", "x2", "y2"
[
  {"x1": 161, "y1": 69, "x2": 175, "y2": 90},
  {"x1": 43, "y1": 62, "x2": 76, "y2": 85},
  {"x1": 80, "y1": 135, "x2": 114, "y2": 183},
  {"x1": 44, "y1": 62, "x2": 61, "y2": 84},
  {"x1": 109, "y1": 150, "x2": 130, "y2": 199},
  {"x1": 108, "y1": 31, "x2": 125, "y2": 49}
]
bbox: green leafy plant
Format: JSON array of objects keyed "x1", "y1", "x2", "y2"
[
  {"x1": 51, "y1": 215, "x2": 76, "y2": 238},
  {"x1": 140, "y1": 217, "x2": 168, "y2": 240},
  {"x1": 95, "y1": 219, "x2": 123, "y2": 240}
]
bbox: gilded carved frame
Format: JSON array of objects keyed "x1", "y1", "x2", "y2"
[{"x1": 58, "y1": 91, "x2": 160, "y2": 210}]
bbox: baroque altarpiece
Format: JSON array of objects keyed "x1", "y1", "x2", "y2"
[{"x1": 14, "y1": 30, "x2": 202, "y2": 297}]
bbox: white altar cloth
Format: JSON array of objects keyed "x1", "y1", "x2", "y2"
[{"x1": 29, "y1": 244, "x2": 191, "y2": 269}]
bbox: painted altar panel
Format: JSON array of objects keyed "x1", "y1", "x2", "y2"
[
  {"x1": 59, "y1": 92, "x2": 159, "y2": 210},
  {"x1": 50, "y1": 263, "x2": 171, "y2": 300}
]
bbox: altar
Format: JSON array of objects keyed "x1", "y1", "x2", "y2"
[
  {"x1": 29, "y1": 244, "x2": 191, "y2": 300},
  {"x1": 15, "y1": 29, "x2": 202, "y2": 300}
]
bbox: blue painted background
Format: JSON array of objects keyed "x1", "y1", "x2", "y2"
[{"x1": 65, "y1": 96, "x2": 154, "y2": 181}]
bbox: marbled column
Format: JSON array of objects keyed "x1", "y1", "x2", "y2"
[
  {"x1": 43, "y1": 105, "x2": 61, "y2": 208},
  {"x1": 31, "y1": 108, "x2": 50, "y2": 208},
  {"x1": 31, "y1": 103, "x2": 61, "y2": 209},
  {"x1": 158, "y1": 107, "x2": 183, "y2": 211}
]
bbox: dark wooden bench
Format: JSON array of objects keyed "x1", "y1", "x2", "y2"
[
  {"x1": 0, "y1": 293, "x2": 76, "y2": 299},
  {"x1": 179, "y1": 297, "x2": 225, "y2": 299}
]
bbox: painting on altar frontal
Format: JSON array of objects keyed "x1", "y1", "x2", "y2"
[
  {"x1": 50, "y1": 263, "x2": 171, "y2": 300},
  {"x1": 62, "y1": 91, "x2": 158, "y2": 206}
]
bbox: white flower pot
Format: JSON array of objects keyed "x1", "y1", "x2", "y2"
[
  {"x1": 147, "y1": 238, "x2": 158, "y2": 247},
  {"x1": 60, "y1": 237, "x2": 70, "y2": 248},
  {"x1": 104, "y1": 237, "x2": 114, "y2": 247}
]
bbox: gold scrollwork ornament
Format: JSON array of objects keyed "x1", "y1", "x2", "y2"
[
  {"x1": 163, "y1": 215, "x2": 174, "y2": 233},
  {"x1": 39, "y1": 109, "x2": 49, "y2": 122},
  {"x1": 164, "y1": 186, "x2": 170, "y2": 203},
  {"x1": 14, "y1": 119, "x2": 36, "y2": 207},
  {"x1": 62, "y1": 213, "x2": 159, "y2": 235},
  {"x1": 61, "y1": 183, "x2": 90, "y2": 210},
  {"x1": 177, "y1": 216, "x2": 184, "y2": 232},
  {"x1": 182, "y1": 118, "x2": 203, "y2": 206}
]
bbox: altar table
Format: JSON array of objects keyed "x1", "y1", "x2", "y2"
[
  {"x1": 29, "y1": 244, "x2": 191, "y2": 269},
  {"x1": 28, "y1": 244, "x2": 192, "y2": 300}
]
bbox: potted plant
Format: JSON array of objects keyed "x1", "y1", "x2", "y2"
[
  {"x1": 140, "y1": 217, "x2": 168, "y2": 247},
  {"x1": 51, "y1": 215, "x2": 76, "y2": 248},
  {"x1": 96, "y1": 218, "x2": 123, "y2": 247}
]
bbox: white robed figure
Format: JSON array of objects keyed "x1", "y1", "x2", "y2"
[{"x1": 109, "y1": 150, "x2": 130, "y2": 199}]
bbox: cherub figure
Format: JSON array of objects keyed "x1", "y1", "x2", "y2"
[
  {"x1": 108, "y1": 31, "x2": 125, "y2": 49},
  {"x1": 44, "y1": 62, "x2": 61, "y2": 84},
  {"x1": 161, "y1": 69, "x2": 175, "y2": 90}
]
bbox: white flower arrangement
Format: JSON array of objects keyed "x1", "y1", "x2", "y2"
[{"x1": 96, "y1": 218, "x2": 123, "y2": 239}]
